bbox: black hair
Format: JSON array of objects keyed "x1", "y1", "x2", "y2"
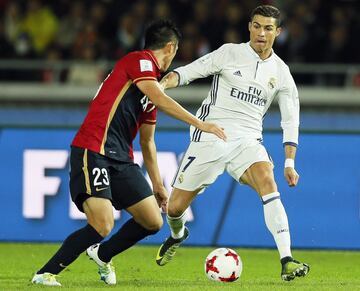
[
  {"x1": 144, "y1": 19, "x2": 181, "y2": 50},
  {"x1": 250, "y1": 5, "x2": 282, "y2": 27}
]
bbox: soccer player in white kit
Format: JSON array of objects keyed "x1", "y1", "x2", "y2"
[{"x1": 156, "y1": 5, "x2": 310, "y2": 281}]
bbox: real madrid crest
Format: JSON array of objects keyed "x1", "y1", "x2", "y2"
[
  {"x1": 268, "y1": 77, "x2": 276, "y2": 89},
  {"x1": 178, "y1": 173, "x2": 184, "y2": 183}
]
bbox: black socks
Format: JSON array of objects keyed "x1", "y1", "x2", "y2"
[
  {"x1": 37, "y1": 219, "x2": 159, "y2": 274},
  {"x1": 37, "y1": 224, "x2": 103, "y2": 275},
  {"x1": 98, "y1": 218, "x2": 158, "y2": 263}
]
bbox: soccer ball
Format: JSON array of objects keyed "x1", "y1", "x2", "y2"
[{"x1": 204, "y1": 248, "x2": 242, "y2": 282}]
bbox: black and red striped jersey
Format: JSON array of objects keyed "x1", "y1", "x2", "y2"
[{"x1": 72, "y1": 50, "x2": 161, "y2": 162}]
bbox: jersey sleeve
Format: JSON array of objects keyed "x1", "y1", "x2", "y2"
[
  {"x1": 126, "y1": 53, "x2": 158, "y2": 84},
  {"x1": 278, "y1": 66, "x2": 300, "y2": 145},
  {"x1": 174, "y1": 44, "x2": 230, "y2": 86}
]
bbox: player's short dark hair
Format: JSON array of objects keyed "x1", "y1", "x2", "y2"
[
  {"x1": 250, "y1": 5, "x2": 282, "y2": 27},
  {"x1": 144, "y1": 19, "x2": 181, "y2": 50}
]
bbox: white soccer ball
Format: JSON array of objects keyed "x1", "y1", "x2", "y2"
[{"x1": 204, "y1": 248, "x2": 242, "y2": 282}]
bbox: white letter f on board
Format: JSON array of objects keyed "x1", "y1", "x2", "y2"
[{"x1": 23, "y1": 149, "x2": 68, "y2": 218}]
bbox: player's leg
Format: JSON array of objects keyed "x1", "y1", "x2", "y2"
[
  {"x1": 157, "y1": 140, "x2": 226, "y2": 266},
  {"x1": 167, "y1": 187, "x2": 198, "y2": 238},
  {"x1": 86, "y1": 196, "x2": 158, "y2": 285},
  {"x1": 240, "y1": 161, "x2": 309, "y2": 280},
  {"x1": 87, "y1": 163, "x2": 160, "y2": 280},
  {"x1": 32, "y1": 197, "x2": 111, "y2": 286},
  {"x1": 156, "y1": 187, "x2": 198, "y2": 266},
  {"x1": 240, "y1": 161, "x2": 292, "y2": 257},
  {"x1": 95, "y1": 195, "x2": 162, "y2": 263},
  {"x1": 83, "y1": 197, "x2": 117, "y2": 285},
  {"x1": 168, "y1": 140, "x2": 226, "y2": 239},
  {"x1": 32, "y1": 148, "x2": 112, "y2": 286}
]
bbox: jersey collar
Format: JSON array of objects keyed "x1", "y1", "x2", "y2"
[
  {"x1": 245, "y1": 42, "x2": 274, "y2": 62},
  {"x1": 144, "y1": 50, "x2": 161, "y2": 70}
]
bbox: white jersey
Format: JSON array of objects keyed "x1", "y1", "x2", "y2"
[{"x1": 174, "y1": 42, "x2": 299, "y2": 144}]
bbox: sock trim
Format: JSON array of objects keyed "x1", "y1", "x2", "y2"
[
  {"x1": 167, "y1": 212, "x2": 186, "y2": 221},
  {"x1": 262, "y1": 195, "x2": 280, "y2": 205},
  {"x1": 262, "y1": 191, "x2": 280, "y2": 205}
]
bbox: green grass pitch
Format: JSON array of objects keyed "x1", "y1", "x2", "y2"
[{"x1": 1, "y1": 243, "x2": 359, "y2": 290}]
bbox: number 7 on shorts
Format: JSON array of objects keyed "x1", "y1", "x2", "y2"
[{"x1": 182, "y1": 156, "x2": 196, "y2": 172}]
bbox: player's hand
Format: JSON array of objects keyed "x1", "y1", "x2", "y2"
[
  {"x1": 284, "y1": 167, "x2": 299, "y2": 187},
  {"x1": 199, "y1": 121, "x2": 227, "y2": 141},
  {"x1": 153, "y1": 184, "x2": 169, "y2": 212}
]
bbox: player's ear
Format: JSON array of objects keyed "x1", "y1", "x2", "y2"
[
  {"x1": 276, "y1": 27, "x2": 282, "y2": 37},
  {"x1": 165, "y1": 41, "x2": 173, "y2": 54},
  {"x1": 248, "y1": 22, "x2": 252, "y2": 32}
]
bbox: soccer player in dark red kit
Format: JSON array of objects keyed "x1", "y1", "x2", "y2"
[{"x1": 32, "y1": 19, "x2": 226, "y2": 286}]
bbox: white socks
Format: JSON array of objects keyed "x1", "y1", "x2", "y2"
[
  {"x1": 262, "y1": 192, "x2": 292, "y2": 259},
  {"x1": 167, "y1": 212, "x2": 186, "y2": 239},
  {"x1": 167, "y1": 192, "x2": 292, "y2": 258}
]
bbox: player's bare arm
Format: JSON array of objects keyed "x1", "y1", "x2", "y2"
[
  {"x1": 136, "y1": 80, "x2": 227, "y2": 141},
  {"x1": 159, "y1": 71, "x2": 180, "y2": 90},
  {"x1": 139, "y1": 123, "x2": 168, "y2": 211},
  {"x1": 284, "y1": 144, "x2": 299, "y2": 187}
]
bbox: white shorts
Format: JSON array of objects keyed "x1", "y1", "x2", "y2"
[{"x1": 172, "y1": 138, "x2": 272, "y2": 192}]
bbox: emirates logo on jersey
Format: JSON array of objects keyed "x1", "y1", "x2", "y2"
[{"x1": 140, "y1": 95, "x2": 156, "y2": 112}]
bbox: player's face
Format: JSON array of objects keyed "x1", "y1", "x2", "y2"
[
  {"x1": 248, "y1": 15, "x2": 281, "y2": 59},
  {"x1": 162, "y1": 41, "x2": 178, "y2": 72}
]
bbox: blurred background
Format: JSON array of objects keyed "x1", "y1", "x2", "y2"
[
  {"x1": 0, "y1": 0, "x2": 360, "y2": 84},
  {"x1": 0, "y1": 0, "x2": 359, "y2": 249}
]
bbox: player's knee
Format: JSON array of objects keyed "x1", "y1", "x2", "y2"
[
  {"x1": 143, "y1": 216, "x2": 163, "y2": 233},
  {"x1": 90, "y1": 218, "x2": 114, "y2": 237},
  {"x1": 99, "y1": 221, "x2": 114, "y2": 237},
  {"x1": 167, "y1": 204, "x2": 185, "y2": 218},
  {"x1": 263, "y1": 174, "x2": 276, "y2": 187},
  {"x1": 167, "y1": 196, "x2": 187, "y2": 217},
  {"x1": 259, "y1": 174, "x2": 277, "y2": 194}
]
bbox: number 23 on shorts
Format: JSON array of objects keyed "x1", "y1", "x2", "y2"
[{"x1": 92, "y1": 167, "x2": 110, "y2": 191}]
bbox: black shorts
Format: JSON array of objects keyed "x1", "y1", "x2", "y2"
[{"x1": 69, "y1": 146, "x2": 153, "y2": 212}]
